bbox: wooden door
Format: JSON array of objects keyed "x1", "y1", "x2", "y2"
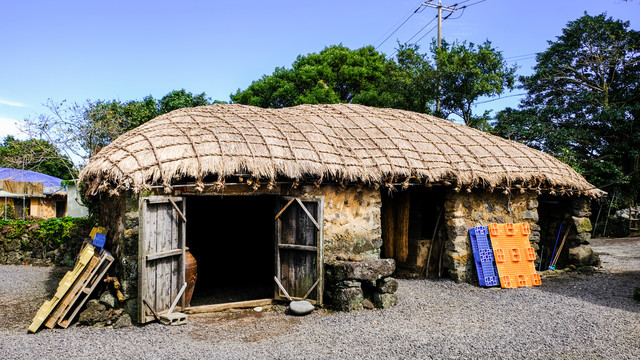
[
  {"x1": 138, "y1": 196, "x2": 186, "y2": 323},
  {"x1": 274, "y1": 197, "x2": 323, "y2": 304}
]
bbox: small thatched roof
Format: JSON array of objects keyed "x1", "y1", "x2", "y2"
[{"x1": 80, "y1": 104, "x2": 598, "y2": 196}]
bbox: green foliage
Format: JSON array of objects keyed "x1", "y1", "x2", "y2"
[
  {"x1": 0, "y1": 136, "x2": 75, "y2": 179},
  {"x1": 232, "y1": 42, "x2": 515, "y2": 130},
  {"x1": 231, "y1": 45, "x2": 392, "y2": 107},
  {"x1": 159, "y1": 89, "x2": 210, "y2": 114},
  {"x1": 493, "y1": 13, "x2": 640, "y2": 202},
  {"x1": 434, "y1": 39, "x2": 516, "y2": 128},
  {"x1": 0, "y1": 203, "x2": 16, "y2": 220},
  {"x1": 634, "y1": 287, "x2": 640, "y2": 302}
]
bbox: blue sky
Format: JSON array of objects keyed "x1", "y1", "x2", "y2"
[{"x1": 1, "y1": 0, "x2": 638, "y2": 139}]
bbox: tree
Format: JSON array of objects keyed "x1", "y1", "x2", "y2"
[
  {"x1": 23, "y1": 89, "x2": 216, "y2": 164},
  {"x1": 0, "y1": 136, "x2": 75, "y2": 179},
  {"x1": 493, "y1": 13, "x2": 640, "y2": 202},
  {"x1": 434, "y1": 39, "x2": 517, "y2": 129},
  {"x1": 231, "y1": 45, "x2": 393, "y2": 107},
  {"x1": 232, "y1": 43, "x2": 515, "y2": 130}
]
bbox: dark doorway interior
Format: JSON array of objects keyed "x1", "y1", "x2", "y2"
[
  {"x1": 381, "y1": 187, "x2": 445, "y2": 278},
  {"x1": 185, "y1": 195, "x2": 276, "y2": 306}
]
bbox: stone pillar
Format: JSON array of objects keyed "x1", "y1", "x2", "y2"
[{"x1": 567, "y1": 197, "x2": 599, "y2": 267}]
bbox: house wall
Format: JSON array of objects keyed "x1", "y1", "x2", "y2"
[
  {"x1": 301, "y1": 185, "x2": 382, "y2": 260},
  {"x1": 443, "y1": 190, "x2": 541, "y2": 283}
]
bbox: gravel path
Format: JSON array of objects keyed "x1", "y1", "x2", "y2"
[{"x1": 1, "y1": 238, "x2": 639, "y2": 359}]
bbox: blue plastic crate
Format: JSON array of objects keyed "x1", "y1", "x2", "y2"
[
  {"x1": 93, "y1": 232, "x2": 106, "y2": 251},
  {"x1": 469, "y1": 226, "x2": 499, "y2": 287}
]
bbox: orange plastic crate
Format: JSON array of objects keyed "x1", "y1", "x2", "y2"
[{"x1": 489, "y1": 223, "x2": 541, "y2": 288}]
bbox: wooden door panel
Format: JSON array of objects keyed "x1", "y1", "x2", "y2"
[
  {"x1": 138, "y1": 196, "x2": 186, "y2": 323},
  {"x1": 275, "y1": 197, "x2": 323, "y2": 303}
]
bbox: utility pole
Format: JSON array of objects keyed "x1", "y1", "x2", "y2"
[{"x1": 421, "y1": 1, "x2": 459, "y2": 113}]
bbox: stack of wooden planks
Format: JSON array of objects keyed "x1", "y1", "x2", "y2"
[{"x1": 28, "y1": 241, "x2": 114, "y2": 333}]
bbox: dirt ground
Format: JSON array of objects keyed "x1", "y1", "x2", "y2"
[{"x1": 1, "y1": 237, "x2": 638, "y2": 359}]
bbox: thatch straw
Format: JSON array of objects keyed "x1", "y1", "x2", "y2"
[{"x1": 79, "y1": 104, "x2": 599, "y2": 196}]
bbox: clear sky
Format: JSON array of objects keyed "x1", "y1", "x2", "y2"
[{"x1": 1, "y1": 0, "x2": 638, "y2": 139}]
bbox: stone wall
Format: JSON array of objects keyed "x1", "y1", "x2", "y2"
[
  {"x1": 443, "y1": 191, "x2": 540, "y2": 282},
  {"x1": 301, "y1": 185, "x2": 383, "y2": 261},
  {"x1": 538, "y1": 196, "x2": 599, "y2": 269}
]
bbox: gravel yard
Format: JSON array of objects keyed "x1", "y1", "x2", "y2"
[{"x1": 1, "y1": 238, "x2": 639, "y2": 359}]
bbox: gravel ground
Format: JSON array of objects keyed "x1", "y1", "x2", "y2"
[{"x1": 1, "y1": 238, "x2": 639, "y2": 359}]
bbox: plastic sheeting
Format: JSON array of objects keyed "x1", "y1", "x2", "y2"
[{"x1": 0, "y1": 168, "x2": 64, "y2": 194}]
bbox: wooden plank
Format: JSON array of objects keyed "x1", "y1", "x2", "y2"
[
  {"x1": 184, "y1": 299, "x2": 276, "y2": 314},
  {"x1": 382, "y1": 194, "x2": 395, "y2": 259},
  {"x1": 158, "y1": 202, "x2": 172, "y2": 313},
  {"x1": 394, "y1": 190, "x2": 410, "y2": 263},
  {"x1": 168, "y1": 198, "x2": 187, "y2": 223},
  {"x1": 274, "y1": 197, "x2": 296, "y2": 220},
  {"x1": 147, "y1": 196, "x2": 183, "y2": 204},
  {"x1": 44, "y1": 254, "x2": 101, "y2": 328},
  {"x1": 317, "y1": 196, "x2": 324, "y2": 305},
  {"x1": 146, "y1": 248, "x2": 183, "y2": 261},
  {"x1": 138, "y1": 198, "x2": 147, "y2": 323},
  {"x1": 29, "y1": 245, "x2": 95, "y2": 332},
  {"x1": 58, "y1": 251, "x2": 114, "y2": 328},
  {"x1": 180, "y1": 197, "x2": 186, "y2": 311},
  {"x1": 148, "y1": 202, "x2": 159, "y2": 317},
  {"x1": 278, "y1": 244, "x2": 317, "y2": 252},
  {"x1": 168, "y1": 283, "x2": 187, "y2": 314},
  {"x1": 295, "y1": 198, "x2": 320, "y2": 229}
]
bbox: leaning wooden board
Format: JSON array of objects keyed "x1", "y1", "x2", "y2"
[
  {"x1": 28, "y1": 245, "x2": 95, "y2": 333},
  {"x1": 57, "y1": 250, "x2": 114, "y2": 328}
]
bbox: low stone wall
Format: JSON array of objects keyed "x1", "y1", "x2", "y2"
[
  {"x1": 0, "y1": 221, "x2": 92, "y2": 267},
  {"x1": 324, "y1": 259, "x2": 397, "y2": 311}
]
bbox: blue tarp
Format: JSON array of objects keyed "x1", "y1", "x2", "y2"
[{"x1": 0, "y1": 168, "x2": 64, "y2": 194}]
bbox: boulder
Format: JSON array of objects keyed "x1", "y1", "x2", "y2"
[
  {"x1": 99, "y1": 291, "x2": 117, "y2": 308},
  {"x1": 373, "y1": 293, "x2": 397, "y2": 309},
  {"x1": 326, "y1": 284, "x2": 364, "y2": 312},
  {"x1": 79, "y1": 300, "x2": 107, "y2": 325},
  {"x1": 568, "y1": 245, "x2": 596, "y2": 266},
  {"x1": 325, "y1": 259, "x2": 395, "y2": 282},
  {"x1": 572, "y1": 217, "x2": 593, "y2": 233},
  {"x1": 376, "y1": 277, "x2": 398, "y2": 294},
  {"x1": 114, "y1": 313, "x2": 132, "y2": 329},
  {"x1": 289, "y1": 300, "x2": 314, "y2": 316}
]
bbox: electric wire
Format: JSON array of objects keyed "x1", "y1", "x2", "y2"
[
  {"x1": 474, "y1": 93, "x2": 527, "y2": 104},
  {"x1": 376, "y1": 4, "x2": 425, "y2": 49}
]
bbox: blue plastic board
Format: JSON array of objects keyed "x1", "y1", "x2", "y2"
[
  {"x1": 93, "y1": 232, "x2": 106, "y2": 250},
  {"x1": 469, "y1": 226, "x2": 499, "y2": 286}
]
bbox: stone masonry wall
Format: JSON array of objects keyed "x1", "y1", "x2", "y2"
[
  {"x1": 301, "y1": 185, "x2": 383, "y2": 261},
  {"x1": 443, "y1": 191, "x2": 540, "y2": 283}
]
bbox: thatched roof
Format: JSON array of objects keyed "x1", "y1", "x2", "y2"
[{"x1": 80, "y1": 104, "x2": 598, "y2": 196}]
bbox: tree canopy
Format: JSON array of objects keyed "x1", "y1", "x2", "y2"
[
  {"x1": 231, "y1": 43, "x2": 515, "y2": 130},
  {"x1": 493, "y1": 13, "x2": 640, "y2": 202},
  {"x1": 0, "y1": 136, "x2": 75, "y2": 179}
]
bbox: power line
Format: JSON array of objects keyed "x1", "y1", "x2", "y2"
[
  {"x1": 376, "y1": 4, "x2": 425, "y2": 49},
  {"x1": 475, "y1": 93, "x2": 527, "y2": 104},
  {"x1": 405, "y1": 15, "x2": 438, "y2": 43}
]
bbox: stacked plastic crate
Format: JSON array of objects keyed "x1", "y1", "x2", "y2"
[{"x1": 469, "y1": 223, "x2": 541, "y2": 288}]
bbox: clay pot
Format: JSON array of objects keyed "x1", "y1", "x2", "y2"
[{"x1": 184, "y1": 247, "x2": 197, "y2": 307}]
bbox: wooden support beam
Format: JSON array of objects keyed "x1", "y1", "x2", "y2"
[
  {"x1": 278, "y1": 244, "x2": 317, "y2": 252},
  {"x1": 183, "y1": 299, "x2": 276, "y2": 314},
  {"x1": 146, "y1": 248, "x2": 183, "y2": 261}
]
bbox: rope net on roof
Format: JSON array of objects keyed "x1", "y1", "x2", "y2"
[{"x1": 79, "y1": 103, "x2": 599, "y2": 196}]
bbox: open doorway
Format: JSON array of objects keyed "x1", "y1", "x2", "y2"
[
  {"x1": 381, "y1": 187, "x2": 445, "y2": 278},
  {"x1": 185, "y1": 195, "x2": 276, "y2": 306}
]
